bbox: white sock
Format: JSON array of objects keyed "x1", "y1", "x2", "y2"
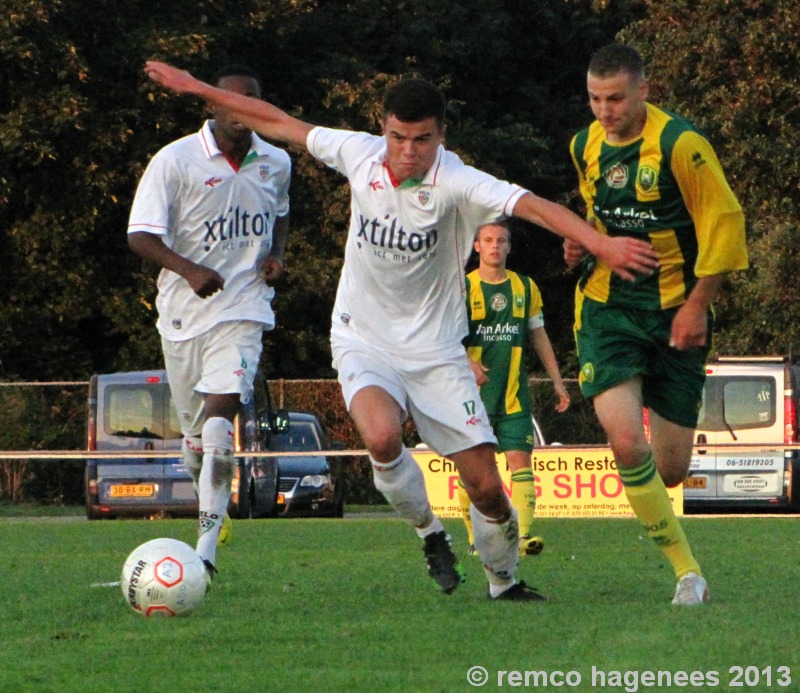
[
  {"x1": 488, "y1": 581, "x2": 517, "y2": 598},
  {"x1": 196, "y1": 417, "x2": 234, "y2": 565},
  {"x1": 471, "y1": 504, "x2": 519, "y2": 589},
  {"x1": 371, "y1": 447, "x2": 435, "y2": 529},
  {"x1": 182, "y1": 435, "x2": 203, "y2": 493},
  {"x1": 415, "y1": 516, "x2": 445, "y2": 540}
]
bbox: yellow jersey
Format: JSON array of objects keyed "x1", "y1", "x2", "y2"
[{"x1": 570, "y1": 102, "x2": 748, "y2": 310}]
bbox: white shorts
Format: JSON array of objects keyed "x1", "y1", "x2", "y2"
[
  {"x1": 162, "y1": 320, "x2": 263, "y2": 436},
  {"x1": 332, "y1": 337, "x2": 496, "y2": 457}
]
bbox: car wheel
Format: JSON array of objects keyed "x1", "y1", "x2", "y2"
[
  {"x1": 247, "y1": 480, "x2": 263, "y2": 519},
  {"x1": 791, "y1": 457, "x2": 800, "y2": 511},
  {"x1": 333, "y1": 486, "x2": 345, "y2": 518},
  {"x1": 228, "y1": 461, "x2": 251, "y2": 519},
  {"x1": 238, "y1": 476, "x2": 252, "y2": 520}
]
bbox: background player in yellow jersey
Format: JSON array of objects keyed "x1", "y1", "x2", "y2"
[
  {"x1": 458, "y1": 221, "x2": 570, "y2": 558},
  {"x1": 564, "y1": 44, "x2": 748, "y2": 605}
]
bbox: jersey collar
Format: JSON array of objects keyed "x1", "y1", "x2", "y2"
[
  {"x1": 379, "y1": 143, "x2": 445, "y2": 188},
  {"x1": 198, "y1": 120, "x2": 273, "y2": 161}
]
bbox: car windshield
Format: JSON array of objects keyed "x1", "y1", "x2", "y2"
[{"x1": 268, "y1": 420, "x2": 322, "y2": 452}]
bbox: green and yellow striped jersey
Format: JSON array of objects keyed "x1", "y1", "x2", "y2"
[
  {"x1": 464, "y1": 269, "x2": 543, "y2": 416},
  {"x1": 570, "y1": 102, "x2": 748, "y2": 310}
]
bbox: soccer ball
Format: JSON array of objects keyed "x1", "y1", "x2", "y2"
[{"x1": 120, "y1": 538, "x2": 207, "y2": 617}]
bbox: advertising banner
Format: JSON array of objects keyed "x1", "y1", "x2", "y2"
[{"x1": 413, "y1": 446, "x2": 683, "y2": 518}]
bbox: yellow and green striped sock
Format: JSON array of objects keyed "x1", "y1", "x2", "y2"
[
  {"x1": 456, "y1": 477, "x2": 474, "y2": 546},
  {"x1": 510, "y1": 468, "x2": 537, "y2": 538},
  {"x1": 619, "y1": 453, "x2": 701, "y2": 578}
]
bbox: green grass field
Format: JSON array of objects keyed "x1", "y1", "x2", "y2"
[{"x1": 0, "y1": 514, "x2": 797, "y2": 693}]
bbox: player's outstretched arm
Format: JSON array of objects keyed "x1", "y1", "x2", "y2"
[
  {"x1": 144, "y1": 61, "x2": 314, "y2": 149},
  {"x1": 512, "y1": 192, "x2": 659, "y2": 282}
]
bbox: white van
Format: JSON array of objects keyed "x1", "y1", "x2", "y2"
[{"x1": 683, "y1": 356, "x2": 800, "y2": 510}]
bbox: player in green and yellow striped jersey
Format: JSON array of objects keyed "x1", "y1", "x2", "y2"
[
  {"x1": 457, "y1": 221, "x2": 570, "y2": 557},
  {"x1": 565, "y1": 44, "x2": 748, "y2": 606}
]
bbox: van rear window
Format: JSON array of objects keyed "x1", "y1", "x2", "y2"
[
  {"x1": 697, "y1": 376, "x2": 776, "y2": 431},
  {"x1": 104, "y1": 384, "x2": 182, "y2": 440}
]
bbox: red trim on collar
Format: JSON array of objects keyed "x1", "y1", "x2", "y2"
[
  {"x1": 222, "y1": 152, "x2": 241, "y2": 172},
  {"x1": 430, "y1": 154, "x2": 442, "y2": 185},
  {"x1": 382, "y1": 161, "x2": 401, "y2": 188},
  {"x1": 199, "y1": 126, "x2": 214, "y2": 158}
]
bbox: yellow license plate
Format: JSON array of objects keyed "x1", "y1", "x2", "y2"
[
  {"x1": 276, "y1": 493, "x2": 286, "y2": 505},
  {"x1": 110, "y1": 483, "x2": 155, "y2": 498},
  {"x1": 684, "y1": 477, "x2": 707, "y2": 489}
]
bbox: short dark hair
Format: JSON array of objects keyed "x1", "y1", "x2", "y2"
[
  {"x1": 476, "y1": 219, "x2": 512, "y2": 241},
  {"x1": 588, "y1": 44, "x2": 645, "y2": 81},
  {"x1": 383, "y1": 78, "x2": 446, "y2": 127},
  {"x1": 212, "y1": 64, "x2": 263, "y2": 90}
]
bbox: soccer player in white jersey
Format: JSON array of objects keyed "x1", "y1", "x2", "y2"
[
  {"x1": 128, "y1": 65, "x2": 291, "y2": 582},
  {"x1": 145, "y1": 61, "x2": 658, "y2": 601}
]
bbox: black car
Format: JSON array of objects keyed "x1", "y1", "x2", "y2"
[{"x1": 245, "y1": 412, "x2": 345, "y2": 518}]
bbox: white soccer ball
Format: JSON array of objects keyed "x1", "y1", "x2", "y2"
[{"x1": 120, "y1": 538, "x2": 207, "y2": 617}]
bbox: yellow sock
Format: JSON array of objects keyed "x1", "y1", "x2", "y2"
[
  {"x1": 456, "y1": 477, "x2": 474, "y2": 546},
  {"x1": 619, "y1": 453, "x2": 701, "y2": 579},
  {"x1": 510, "y1": 468, "x2": 536, "y2": 537}
]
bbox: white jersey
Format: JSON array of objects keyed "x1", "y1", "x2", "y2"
[
  {"x1": 307, "y1": 126, "x2": 527, "y2": 355},
  {"x1": 128, "y1": 120, "x2": 291, "y2": 341}
]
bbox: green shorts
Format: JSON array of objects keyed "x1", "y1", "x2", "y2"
[
  {"x1": 489, "y1": 412, "x2": 534, "y2": 453},
  {"x1": 575, "y1": 297, "x2": 711, "y2": 428}
]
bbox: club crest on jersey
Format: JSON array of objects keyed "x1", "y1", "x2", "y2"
[
  {"x1": 259, "y1": 164, "x2": 271, "y2": 180},
  {"x1": 490, "y1": 293, "x2": 507, "y2": 311},
  {"x1": 514, "y1": 295, "x2": 524, "y2": 309},
  {"x1": 417, "y1": 189, "x2": 431, "y2": 206},
  {"x1": 637, "y1": 165, "x2": 657, "y2": 193},
  {"x1": 691, "y1": 151, "x2": 707, "y2": 169},
  {"x1": 603, "y1": 163, "x2": 628, "y2": 189}
]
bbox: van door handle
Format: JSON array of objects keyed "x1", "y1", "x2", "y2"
[
  {"x1": 144, "y1": 441, "x2": 155, "y2": 458},
  {"x1": 696, "y1": 433, "x2": 707, "y2": 455}
]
